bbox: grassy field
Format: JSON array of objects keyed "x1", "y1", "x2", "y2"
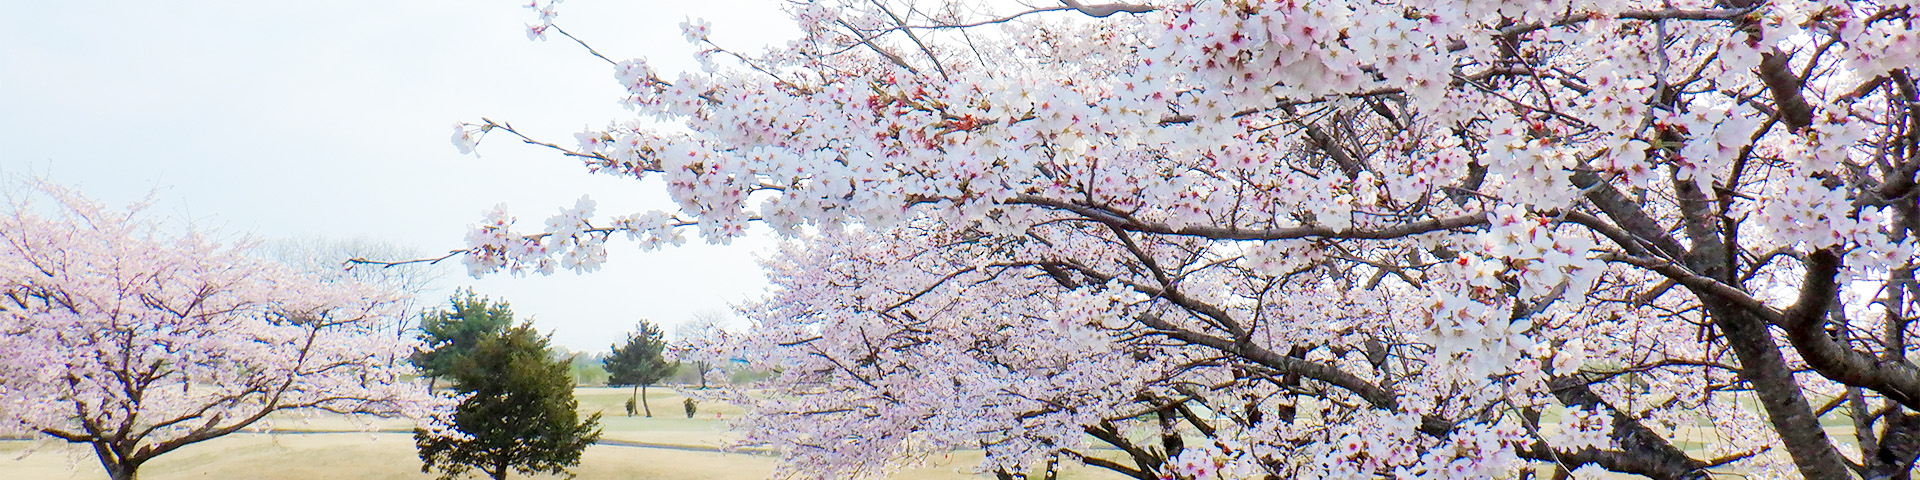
[
  {"x1": 14, "y1": 386, "x2": 1865, "y2": 479},
  {"x1": 0, "y1": 387, "x2": 1127, "y2": 480},
  {"x1": 0, "y1": 433, "x2": 1023, "y2": 480}
]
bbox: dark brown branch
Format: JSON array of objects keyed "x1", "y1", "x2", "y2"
[
  {"x1": 1780, "y1": 249, "x2": 1920, "y2": 410},
  {"x1": 1757, "y1": 50, "x2": 1815, "y2": 131},
  {"x1": 1011, "y1": 195, "x2": 1486, "y2": 240},
  {"x1": 1594, "y1": 251, "x2": 1782, "y2": 323},
  {"x1": 1136, "y1": 312, "x2": 1398, "y2": 409},
  {"x1": 1538, "y1": 374, "x2": 1711, "y2": 480}
]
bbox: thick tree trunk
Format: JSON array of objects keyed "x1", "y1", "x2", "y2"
[
  {"x1": 491, "y1": 459, "x2": 509, "y2": 480},
  {"x1": 1664, "y1": 155, "x2": 1851, "y2": 478},
  {"x1": 641, "y1": 384, "x2": 653, "y2": 417},
  {"x1": 105, "y1": 464, "x2": 137, "y2": 480},
  {"x1": 1872, "y1": 410, "x2": 1920, "y2": 480},
  {"x1": 1709, "y1": 303, "x2": 1852, "y2": 480},
  {"x1": 95, "y1": 442, "x2": 141, "y2": 480}
]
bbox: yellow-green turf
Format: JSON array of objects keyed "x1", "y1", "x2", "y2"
[{"x1": 0, "y1": 387, "x2": 1129, "y2": 479}]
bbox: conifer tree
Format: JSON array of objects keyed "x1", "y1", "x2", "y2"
[
  {"x1": 414, "y1": 322, "x2": 601, "y2": 480},
  {"x1": 603, "y1": 320, "x2": 676, "y2": 417},
  {"x1": 412, "y1": 288, "x2": 514, "y2": 385}
]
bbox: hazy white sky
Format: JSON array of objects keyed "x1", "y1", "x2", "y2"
[{"x1": 0, "y1": 1, "x2": 797, "y2": 350}]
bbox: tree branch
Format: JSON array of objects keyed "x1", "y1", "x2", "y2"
[{"x1": 1058, "y1": 0, "x2": 1153, "y2": 18}]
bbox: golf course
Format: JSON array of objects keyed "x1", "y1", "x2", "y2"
[{"x1": 0, "y1": 387, "x2": 1129, "y2": 480}]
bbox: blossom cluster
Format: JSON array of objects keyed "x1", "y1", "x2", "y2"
[
  {"x1": 0, "y1": 181, "x2": 449, "y2": 464},
  {"x1": 455, "y1": 0, "x2": 1920, "y2": 478}
]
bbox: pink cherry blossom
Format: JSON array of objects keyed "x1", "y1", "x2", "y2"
[
  {"x1": 0, "y1": 181, "x2": 447, "y2": 480},
  {"x1": 437, "y1": 1, "x2": 1920, "y2": 479}
]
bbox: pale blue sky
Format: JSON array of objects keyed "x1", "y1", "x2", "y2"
[{"x1": 0, "y1": 1, "x2": 794, "y2": 350}]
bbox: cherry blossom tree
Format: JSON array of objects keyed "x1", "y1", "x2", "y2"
[
  {"x1": 0, "y1": 182, "x2": 444, "y2": 480},
  {"x1": 264, "y1": 236, "x2": 447, "y2": 318},
  {"x1": 673, "y1": 310, "x2": 736, "y2": 389},
  {"x1": 423, "y1": 0, "x2": 1920, "y2": 478}
]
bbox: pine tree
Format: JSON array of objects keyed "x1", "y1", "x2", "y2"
[
  {"x1": 413, "y1": 288, "x2": 514, "y2": 385},
  {"x1": 603, "y1": 320, "x2": 677, "y2": 417},
  {"x1": 414, "y1": 322, "x2": 602, "y2": 480}
]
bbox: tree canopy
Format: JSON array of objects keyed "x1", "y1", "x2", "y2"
[
  {"x1": 604, "y1": 320, "x2": 676, "y2": 417},
  {"x1": 415, "y1": 321, "x2": 601, "y2": 480},
  {"x1": 414, "y1": 288, "x2": 515, "y2": 381},
  {"x1": 0, "y1": 181, "x2": 441, "y2": 480},
  {"x1": 431, "y1": 0, "x2": 1920, "y2": 479}
]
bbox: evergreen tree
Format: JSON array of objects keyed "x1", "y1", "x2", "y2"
[
  {"x1": 415, "y1": 322, "x2": 601, "y2": 480},
  {"x1": 413, "y1": 288, "x2": 514, "y2": 384},
  {"x1": 603, "y1": 320, "x2": 676, "y2": 417}
]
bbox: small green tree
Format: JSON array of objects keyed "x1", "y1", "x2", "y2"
[
  {"x1": 603, "y1": 320, "x2": 676, "y2": 417},
  {"x1": 414, "y1": 322, "x2": 602, "y2": 480},
  {"x1": 413, "y1": 288, "x2": 515, "y2": 386}
]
